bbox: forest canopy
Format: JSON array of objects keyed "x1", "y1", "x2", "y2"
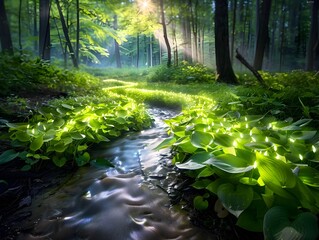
[{"x1": 0, "y1": 0, "x2": 318, "y2": 73}]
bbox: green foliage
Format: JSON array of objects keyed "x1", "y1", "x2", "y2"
[
  {"x1": 148, "y1": 61, "x2": 215, "y2": 84},
  {"x1": 0, "y1": 54, "x2": 102, "y2": 98},
  {"x1": 156, "y1": 102, "x2": 319, "y2": 236},
  {"x1": 2, "y1": 93, "x2": 152, "y2": 169}
]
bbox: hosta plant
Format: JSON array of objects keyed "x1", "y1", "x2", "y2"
[
  {"x1": 156, "y1": 103, "x2": 319, "y2": 238},
  {"x1": 0, "y1": 94, "x2": 152, "y2": 170}
]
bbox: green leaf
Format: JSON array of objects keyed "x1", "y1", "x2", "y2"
[
  {"x1": 14, "y1": 131, "x2": 31, "y2": 142},
  {"x1": 77, "y1": 144, "x2": 88, "y2": 151},
  {"x1": 0, "y1": 150, "x2": 19, "y2": 164},
  {"x1": 70, "y1": 132, "x2": 86, "y2": 140},
  {"x1": 239, "y1": 177, "x2": 258, "y2": 186},
  {"x1": 190, "y1": 131, "x2": 213, "y2": 149},
  {"x1": 256, "y1": 153, "x2": 296, "y2": 188},
  {"x1": 197, "y1": 167, "x2": 215, "y2": 178},
  {"x1": 53, "y1": 156, "x2": 67, "y2": 167},
  {"x1": 61, "y1": 103, "x2": 74, "y2": 110},
  {"x1": 89, "y1": 119, "x2": 101, "y2": 129},
  {"x1": 263, "y1": 206, "x2": 319, "y2": 240},
  {"x1": 298, "y1": 166, "x2": 319, "y2": 187},
  {"x1": 21, "y1": 165, "x2": 31, "y2": 171},
  {"x1": 214, "y1": 133, "x2": 235, "y2": 147},
  {"x1": 175, "y1": 137, "x2": 198, "y2": 153},
  {"x1": 176, "y1": 161, "x2": 205, "y2": 170},
  {"x1": 76, "y1": 152, "x2": 90, "y2": 166},
  {"x1": 236, "y1": 199, "x2": 267, "y2": 232},
  {"x1": 244, "y1": 141, "x2": 272, "y2": 150},
  {"x1": 291, "y1": 131, "x2": 316, "y2": 140},
  {"x1": 205, "y1": 154, "x2": 254, "y2": 173},
  {"x1": 154, "y1": 137, "x2": 176, "y2": 150},
  {"x1": 193, "y1": 195, "x2": 209, "y2": 211},
  {"x1": 217, "y1": 183, "x2": 254, "y2": 217},
  {"x1": 54, "y1": 142, "x2": 68, "y2": 153},
  {"x1": 30, "y1": 135, "x2": 44, "y2": 151},
  {"x1": 53, "y1": 118, "x2": 65, "y2": 128}
]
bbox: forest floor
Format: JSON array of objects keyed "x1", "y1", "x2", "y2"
[{"x1": 0, "y1": 89, "x2": 264, "y2": 240}]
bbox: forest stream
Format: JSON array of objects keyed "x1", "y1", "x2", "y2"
[{"x1": 15, "y1": 108, "x2": 216, "y2": 240}]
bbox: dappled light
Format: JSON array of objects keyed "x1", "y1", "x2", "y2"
[{"x1": 1, "y1": 0, "x2": 319, "y2": 240}]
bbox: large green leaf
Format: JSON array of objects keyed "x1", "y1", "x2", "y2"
[
  {"x1": 154, "y1": 137, "x2": 176, "y2": 150},
  {"x1": 256, "y1": 153, "x2": 296, "y2": 188},
  {"x1": 217, "y1": 183, "x2": 254, "y2": 217},
  {"x1": 236, "y1": 199, "x2": 268, "y2": 232},
  {"x1": 0, "y1": 150, "x2": 19, "y2": 164},
  {"x1": 291, "y1": 131, "x2": 316, "y2": 140},
  {"x1": 30, "y1": 135, "x2": 44, "y2": 151},
  {"x1": 205, "y1": 154, "x2": 254, "y2": 173},
  {"x1": 263, "y1": 206, "x2": 319, "y2": 240},
  {"x1": 176, "y1": 152, "x2": 212, "y2": 170},
  {"x1": 190, "y1": 131, "x2": 213, "y2": 149},
  {"x1": 213, "y1": 133, "x2": 235, "y2": 147},
  {"x1": 298, "y1": 166, "x2": 319, "y2": 187}
]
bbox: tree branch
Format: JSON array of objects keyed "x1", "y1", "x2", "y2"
[{"x1": 235, "y1": 48, "x2": 267, "y2": 87}]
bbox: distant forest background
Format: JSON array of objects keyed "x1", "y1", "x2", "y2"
[{"x1": 0, "y1": 0, "x2": 318, "y2": 72}]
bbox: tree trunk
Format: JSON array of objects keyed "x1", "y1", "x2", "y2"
[
  {"x1": 230, "y1": 0, "x2": 237, "y2": 62},
  {"x1": 160, "y1": 0, "x2": 172, "y2": 67},
  {"x1": 253, "y1": 0, "x2": 272, "y2": 70},
  {"x1": 113, "y1": 15, "x2": 122, "y2": 68},
  {"x1": 55, "y1": 0, "x2": 78, "y2": 68},
  {"x1": 279, "y1": 0, "x2": 286, "y2": 71},
  {"x1": 306, "y1": 0, "x2": 318, "y2": 71},
  {"x1": 215, "y1": 0, "x2": 237, "y2": 84},
  {"x1": 136, "y1": 33, "x2": 139, "y2": 68},
  {"x1": 33, "y1": 0, "x2": 38, "y2": 53},
  {"x1": 39, "y1": 0, "x2": 51, "y2": 61},
  {"x1": 18, "y1": 0, "x2": 23, "y2": 53},
  {"x1": 0, "y1": 0, "x2": 13, "y2": 54},
  {"x1": 75, "y1": 0, "x2": 80, "y2": 65}
]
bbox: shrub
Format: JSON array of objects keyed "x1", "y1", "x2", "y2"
[{"x1": 148, "y1": 61, "x2": 215, "y2": 84}]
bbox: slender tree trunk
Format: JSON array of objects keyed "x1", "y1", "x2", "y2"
[
  {"x1": 33, "y1": 0, "x2": 38, "y2": 53},
  {"x1": 160, "y1": 0, "x2": 172, "y2": 67},
  {"x1": 113, "y1": 15, "x2": 121, "y2": 68},
  {"x1": 306, "y1": 0, "x2": 318, "y2": 71},
  {"x1": 215, "y1": 0, "x2": 237, "y2": 84},
  {"x1": 76, "y1": 0, "x2": 80, "y2": 64},
  {"x1": 136, "y1": 33, "x2": 139, "y2": 68},
  {"x1": 39, "y1": 0, "x2": 51, "y2": 60},
  {"x1": 279, "y1": 0, "x2": 286, "y2": 71},
  {"x1": 253, "y1": 0, "x2": 272, "y2": 70},
  {"x1": 55, "y1": 0, "x2": 78, "y2": 68},
  {"x1": 18, "y1": 0, "x2": 23, "y2": 53},
  {"x1": 0, "y1": 0, "x2": 13, "y2": 54},
  {"x1": 230, "y1": 0, "x2": 237, "y2": 62}
]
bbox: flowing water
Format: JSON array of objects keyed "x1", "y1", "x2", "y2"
[{"x1": 17, "y1": 108, "x2": 217, "y2": 240}]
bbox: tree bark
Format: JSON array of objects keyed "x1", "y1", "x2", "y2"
[
  {"x1": 160, "y1": 0, "x2": 172, "y2": 67},
  {"x1": 236, "y1": 49, "x2": 267, "y2": 87},
  {"x1": 306, "y1": 0, "x2": 318, "y2": 71},
  {"x1": 113, "y1": 15, "x2": 122, "y2": 68},
  {"x1": 55, "y1": 0, "x2": 78, "y2": 68},
  {"x1": 39, "y1": 0, "x2": 51, "y2": 61},
  {"x1": 253, "y1": 0, "x2": 272, "y2": 70},
  {"x1": 215, "y1": 0, "x2": 237, "y2": 84},
  {"x1": 0, "y1": 0, "x2": 13, "y2": 54},
  {"x1": 230, "y1": 0, "x2": 237, "y2": 62},
  {"x1": 75, "y1": 0, "x2": 80, "y2": 65}
]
